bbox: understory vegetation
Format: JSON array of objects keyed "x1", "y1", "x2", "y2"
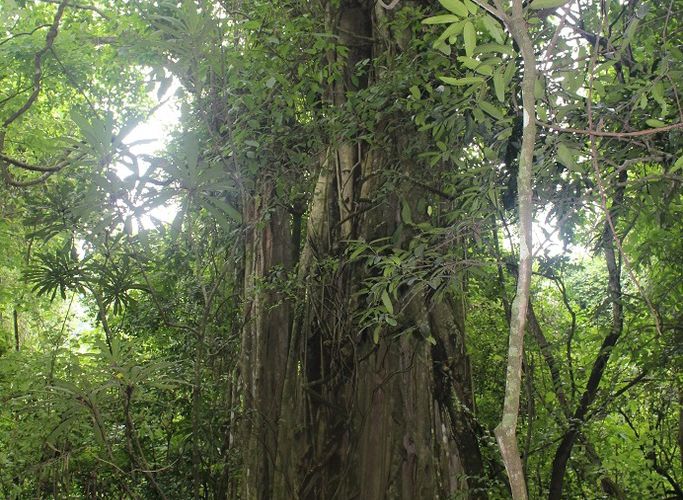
[{"x1": 0, "y1": 0, "x2": 681, "y2": 498}]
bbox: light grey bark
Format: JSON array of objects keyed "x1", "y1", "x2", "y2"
[{"x1": 471, "y1": 1, "x2": 537, "y2": 498}]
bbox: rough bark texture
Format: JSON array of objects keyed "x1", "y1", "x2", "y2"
[
  {"x1": 237, "y1": 2, "x2": 485, "y2": 498},
  {"x1": 240, "y1": 185, "x2": 294, "y2": 500}
]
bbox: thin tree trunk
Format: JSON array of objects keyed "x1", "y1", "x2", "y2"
[
  {"x1": 548, "y1": 171, "x2": 627, "y2": 499},
  {"x1": 490, "y1": 2, "x2": 537, "y2": 498},
  {"x1": 192, "y1": 334, "x2": 204, "y2": 500},
  {"x1": 528, "y1": 304, "x2": 625, "y2": 498},
  {"x1": 13, "y1": 308, "x2": 19, "y2": 352}
]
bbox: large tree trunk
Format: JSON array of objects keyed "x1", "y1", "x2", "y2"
[
  {"x1": 240, "y1": 184, "x2": 294, "y2": 499},
  {"x1": 238, "y1": 2, "x2": 485, "y2": 498}
]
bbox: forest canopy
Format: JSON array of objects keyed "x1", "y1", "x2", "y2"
[{"x1": 0, "y1": 0, "x2": 681, "y2": 498}]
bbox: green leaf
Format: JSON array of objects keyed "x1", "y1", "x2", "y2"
[
  {"x1": 672, "y1": 155, "x2": 683, "y2": 173},
  {"x1": 409, "y1": 85, "x2": 421, "y2": 100},
  {"x1": 433, "y1": 21, "x2": 464, "y2": 46},
  {"x1": 372, "y1": 325, "x2": 381, "y2": 344},
  {"x1": 458, "y1": 56, "x2": 479, "y2": 70},
  {"x1": 529, "y1": 0, "x2": 570, "y2": 9},
  {"x1": 201, "y1": 196, "x2": 242, "y2": 224},
  {"x1": 463, "y1": 21, "x2": 476, "y2": 57},
  {"x1": 381, "y1": 289, "x2": 394, "y2": 315},
  {"x1": 422, "y1": 14, "x2": 461, "y2": 24},
  {"x1": 504, "y1": 61, "x2": 516, "y2": 83},
  {"x1": 464, "y1": 0, "x2": 478, "y2": 14},
  {"x1": 474, "y1": 64, "x2": 493, "y2": 76},
  {"x1": 645, "y1": 119, "x2": 666, "y2": 128},
  {"x1": 480, "y1": 101, "x2": 504, "y2": 120},
  {"x1": 401, "y1": 200, "x2": 413, "y2": 224},
  {"x1": 439, "y1": 76, "x2": 484, "y2": 86},
  {"x1": 557, "y1": 143, "x2": 579, "y2": 170},
  {"x1": 439, "y1": 0, "x2": 468, "y2": 17},
  {"x1": 474, "y1": 43, "x2": 515, "y2": 57},
  {"x1": 481, "y1": 15, "x2": 504, "y2": 44},
  {"x1": 435, "y1": 43, "x2": 452, "y2": 56},
  {"x1": 493, "y1": 71, "x2": 505, "y2": 102},
  {"x1": 183, "y1": 132, "x2": 200, "y2": 171},
  {"x1": 71, "y1": 110, "x2": 106, "y2": 155}
]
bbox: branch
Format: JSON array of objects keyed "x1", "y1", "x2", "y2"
[
  {"x1": 2, "y1": 0, "x2": 69, "y2": 129},
  {"x1": 538, "y1": 120, "x2": 683, "y2": 138},
  {"x1": 0, "y1": 151, "x2": 72, "y2": 172},
  {"x1": 0, "y1": 24, "x2": 51, "y2": 47},
  {"x1": 40, "y1": 0, "x2": 109, "y2": 19},
  {"x1": 470, "y1": 0, "x2": 508, "y2": 22}
]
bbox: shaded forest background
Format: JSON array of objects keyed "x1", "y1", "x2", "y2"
[{"x1": 0, "y1": 0, "x2": 681, "y2": 498}]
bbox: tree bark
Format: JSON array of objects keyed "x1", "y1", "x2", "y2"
[
  {"x1": 236, "y1": 2, "x2": 485, "y2": 498},
  {"x1": 548, "y1": 170, "x2": 627, "y2": 499},
  {"x1": 490, "y1": 2, "x2": 537, "y2": 498},
  {"x1": 13, "y1": 308, "x2": 19, "y2": 352},
  {"x1": 240, "y1": 185, "x2": 294, "y2": 500}
]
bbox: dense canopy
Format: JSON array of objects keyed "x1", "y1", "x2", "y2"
[{"x1": 0, "y1": 0, "x2": 681, "y2": 498}]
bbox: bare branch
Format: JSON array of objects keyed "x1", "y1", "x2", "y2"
[{"x1": 538, "y1": 120, "x2": 683, "y2": 138}]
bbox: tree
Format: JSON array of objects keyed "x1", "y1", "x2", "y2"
[{"x1": 1, "y1": 0, "x2": 681, "y2": 499}]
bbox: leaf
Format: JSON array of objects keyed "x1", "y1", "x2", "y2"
[
  {"x1": 464, "y1": 0, "x2": 478, "y2": 14},
  {"x1": 481, "y1": 14, "x2": 504, "y2": 44},
  {"x1": 204, "y1": 196, "x2": 242, "y2": 223},
  {"x1": 433, "y1": 21, "x2": 464, "y2": 46},
  {"x1": 52, "y1": 380, "x2": 80, "y2": 395},
  {"x1": 372, "y1": 325, "x2": 381, "y2": 344},
  {"x1": 557, "y1": 143, "x2": 579, "y2": 170},
  {"x1": 381, "y1": 289, "x2": 394, "y2": 315},
  {"x1": 457, "y1": 56, "x2": 477, "y2": 68},
  {"x1": 645, "y1": 119, "x2": 666, "y2": 128},
  {"x1": 493, "y1": 71, "x2": 505, "y2": 102},
  {"x1": 439, "y1": 0, "x2": 468, "y2": 17},
  {"x1": 480, "y1": 101, "x2": 504, "y2": 120},
  {"x1": 463, "y1": 21, "x2": 476, "y2": 57},
  {"x1": 439, "y1": 76, "x2": 484, "y2": 86},
  {"x1": 183, "y1": 132, "x2": 200, "y2": 171},
  {"x1": 474, "y1": 43, "x2": 516, "y2": 57},
  {"x1": 474, "y1": 64, "x2": 493, "y2": 76},
  {"x1": 528, "y1": 0, "x2": 570, "y2": 9},
  {"x1": 422, "y1": 14, "x2": 461, "y2": 24},
  {"x1": 401, "y1": 200, "x2": 413, "y2": 224},
  {"x1": 70, "y1": 110, "x2": 105, "y2": 154},
  {"x1": 435, "y1": 43, "x2": 452, "y2": 56},
  {"x1": 409, "y1": 85, "x2": 421, "y2": 100},
  {"x1": 504, "y1": 61, "x2": 516, "y2": 83},
  {"x1": 672, "y1": 155, "x2": 683, "y2": 173}
]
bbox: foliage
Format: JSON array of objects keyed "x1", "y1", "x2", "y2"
[{"x1": 0, "y1": 0, "x2": 681, "y2": 498}]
